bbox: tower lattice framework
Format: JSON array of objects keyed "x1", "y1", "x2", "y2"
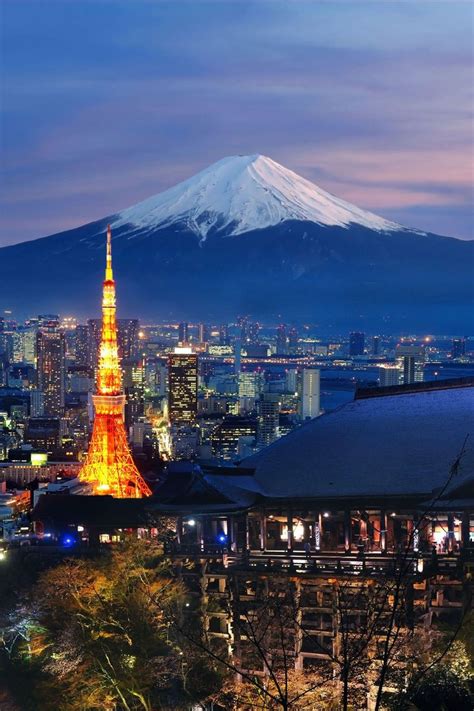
[{"x1": 80, "y1": 226, "x2": 151, "y2": 498}]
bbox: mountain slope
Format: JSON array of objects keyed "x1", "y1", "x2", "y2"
[
  {"x1": 113, "y1": 154, "x2": 402, "y2": 238},
  {"x1": 0, "y1": 155, "x2": 472, "y2": 330}
]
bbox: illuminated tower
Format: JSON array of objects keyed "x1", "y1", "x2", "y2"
[{"x1": 80, "y1": 226, "x2": 151, "y2": 498}]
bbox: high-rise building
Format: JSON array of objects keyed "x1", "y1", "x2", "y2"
[
  {"x1": 372, "y1": 336, "x2": 381, "y2": 356},
  {"x1": 11, "y1": 331, "x2": 23, "y2": 364},
  {"x1": 0, "y1": 317, "x2": 6, "y2": 360},
  {"x1": 211, "y1": 416, "x2": 257, "y2": 461},
  {"x1": 198, "y1": 323, "x2": 211, "y2": 344},
  {"x1": 178, "y1": 322, "x2": 189, "y2": 345},
  {"x1": 237, "y1": 316, "x2": 249, "y2": 343},
  {"x1": 36, "y1": 330, "x2": 66, "y2": 416},
  {"x1": 219, "y1": 324, "x2": 230, "y2": 346},
  {"x1": 13, "y1": 326, "x2": 38, "y2": 365},
  {"x1": 24, "y1": 416, "x2": 64, "y2": 454},
  {"x1": 301, "y1": 368, "x2": 320, "y2": 420},
  {"x1": 258, "y1": 393, "x2": 280, "y2": 447},
  {"x1": 248, "y1": 322, "x2": 260, "y2": 344},
  {"x1": 117, "y1": 319, "x2": 140, "y2": 361},
  {"x1": 285, "y1": 368, "x2": 298, "y2": 393},
  {"x1": 349, "y1": 332, "x2": 365, "y2": 356},
  {"x1": 238, "y1": 371, "x2": 264, "y2": 399},
  {"x1": 123, "y1": 358, "x2": 146, "y2": 428},
  {"x1": 168, "y1": 348, "x2": 198, "y2": 423},
  {"x1": 75, "y1": 324, "x2": 90, "y2": 367},
  {"x1": 451, "y1": 338, "x2": 466, "y2": 359},
  {"x1": 234, "y1": 339, "x2": 242, "y2": 375},
  {"x1": 276, "y1": 324, "x2": 288, "y2": 354},
  {"x1": 402, "y1": 355, "x2": 416, "y2": 385},
  {"x1": 288, "y1": 327, "x2": 298, "y2": 354},
  {"x1": 396, "y1": 345, "x2": 424, "y2": 383},
  {"x1": 37, "y1": 314, "x2": 60, "y2": 330},
  {"x1": 79, "y1": 226, "x2": 151, "y2": 498},
  {"x1": 29, "y1": 389, "x2": 45, "y2": 417},
  {"x1": 378, "y1": 365, "x2": 401, "y2": 387}
]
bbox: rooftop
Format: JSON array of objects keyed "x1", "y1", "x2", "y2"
[{"x1": 242, "y1": 381, "x2": 474, "y2": 500}]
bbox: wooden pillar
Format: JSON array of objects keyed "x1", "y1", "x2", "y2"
[
  {"x1": 344, "y1": 510, "x2": 352, "y2": 554},
  {"x1": 461, "y1": 511, "x2": 470, "y2": 549},
  {"x1": 447, "y1": 513, "x2": 455, "y2": 553},
  {"x1": 287, "y1": 508, "x2": 293, "y2": 553},
  {"x1": 244, "y1": 513, "x2": 250, "y2": 553},
  {"x1": 360, "y1": 515, "x2": 368, "y2": 548},
  {"x1": 196, "y1": 518, "x2": 204, "y2": 552},
  {"x1": 176, "y1": 516, "x2": 182, "y2": 546},
  {"x1": 231, "y1": 518, "x2": 239, "y2": 552},
  {"x1": 380, "y1": 510, "x2": 387, "y2": 553},
  {"x1": 314, "y1": 512, "x2": 322, "y2": 551},
  {"x1": 259, "y1": 511, "x2": 267, "y2": 551},
  {"x1": 227, "y1": 516, "x2": 233, "y2": 549},
  {"x1": 413, "y1": 519, "x2": 420, "y2": 552}
]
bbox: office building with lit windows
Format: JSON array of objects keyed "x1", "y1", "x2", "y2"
[
  {"x1": 36, "y1": 330, "x2": 66, "y2": 416},
  {"x1": 168, "y1": 348, "x2": 198, "y2": 423},
  {"x1": 301, "y1": 368, "x2": 320, "y2": 420}
]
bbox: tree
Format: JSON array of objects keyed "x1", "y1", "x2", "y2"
[{"x1": 1, "y1": 539, "x2": 223, "y2": 711}]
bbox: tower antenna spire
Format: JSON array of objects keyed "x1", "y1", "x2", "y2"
[
  {"x1": 105, "y1": 224, "x2": 113, "y2": 281},
  {"x1": 80, "y1": 225, "x2": 151, "y2": 498}
]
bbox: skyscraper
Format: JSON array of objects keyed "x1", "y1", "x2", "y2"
[
  {"x1": 396, "y1": 345, "x2": 424, "y2": 383},
  {"x1": 285, "y1": 368, "x2": 297, "y2": 393},
  {"x1": 257, "y1": 393, "x2": 280, "y2": 447},
  {"x1": 123, "y1": 358, "x2": 146, "y2": 428},
  {"x1": 36, "y1": 329, "x2": 66, "y2": 416},
  {"x1": 237, "y1": 316, "x2": 249, "y2": 343},
  {"x1": 301, "y1": 368, "x2": 320, "y2": 420},
  {"x1": 248, "y1": 322, "x2": 260, "y2": 344},
  {"x1": 238, "y1": 371, "x2": 264, "y2": 399},
  {"x1": 198, "y1": 323, "x2": 211, "y2": 344},
  {"x1": 349, "y1": 332, "x2": 365, "y2": 356},
  {"x1": 117, "y1": 319, "x2": 140, "y2": 361},
  {"x1": 168, "y1": 348, "x2": 198, "y2": 423},
  {"x1": 219, "y1": 324, "x2": 230, "y2": 346},
  {"x1": 211, "y1": 416, "x2": 257, "y2": 461},
  {"x1": 75, "y1": 324, "x2": 90, "y2": 367},
  {"x1": 276, "y1": 324, "x2": 288, "y2": 354},
  {"x1": 29, "y1": 389, "x2": 45, "y2": 417},
  {"x1": 378, "y1": 364, "x2": 401, "y2": 387},
  {"x1": 372, "y1": 336, "x2": 381, "y2": 356},
  {"x1": 288, "y1": 327, "x2": 298, "y2": 354},
  {"x1": 80, "y1": 226, "x2": 151, "y2": 498},
  {"x1": 402, "y1": 355, "x2": 416, "y2": 385},
  {"x1": 178, "y1": 322, "x2": 189, "y2": 345}
]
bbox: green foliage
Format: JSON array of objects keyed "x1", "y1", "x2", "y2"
[
  {"x1": 0, "y1": 538, "x2": 224, "y2": 711},
  {"x1": 387, "y1": 638, "x2": 473, "y2": 711},
  {"x1": 410, "y1": 667, "x2": 472, "y2": 711}
]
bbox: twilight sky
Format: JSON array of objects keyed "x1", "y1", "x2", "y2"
[{"x1": 1, "y1": 0, "x2": 473, "y2": 246}]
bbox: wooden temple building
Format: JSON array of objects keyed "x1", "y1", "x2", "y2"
[{"x1": 32, "y1": 379, "x2": 474, "y2": 701}]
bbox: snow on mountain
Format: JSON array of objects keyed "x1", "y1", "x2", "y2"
[{"x1": 112, "y1": 154, "x2": 403, "y2": 239}]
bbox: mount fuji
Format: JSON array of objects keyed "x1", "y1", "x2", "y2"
[{"x1": 1, "y1": 154, "x2": 472, "y2": 330}]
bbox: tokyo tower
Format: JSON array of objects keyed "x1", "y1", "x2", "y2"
[{"x1": 80, "y1": 226, "x2": 151, "y2": 498}]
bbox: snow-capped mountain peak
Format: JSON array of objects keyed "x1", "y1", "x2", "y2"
[{"x1": 112, "y1": 154, "x2": 403, "y2": 238}]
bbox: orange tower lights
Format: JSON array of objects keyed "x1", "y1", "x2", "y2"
[{"x1": 80, "y1": 226, "x2": 151, "y2": 498}]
